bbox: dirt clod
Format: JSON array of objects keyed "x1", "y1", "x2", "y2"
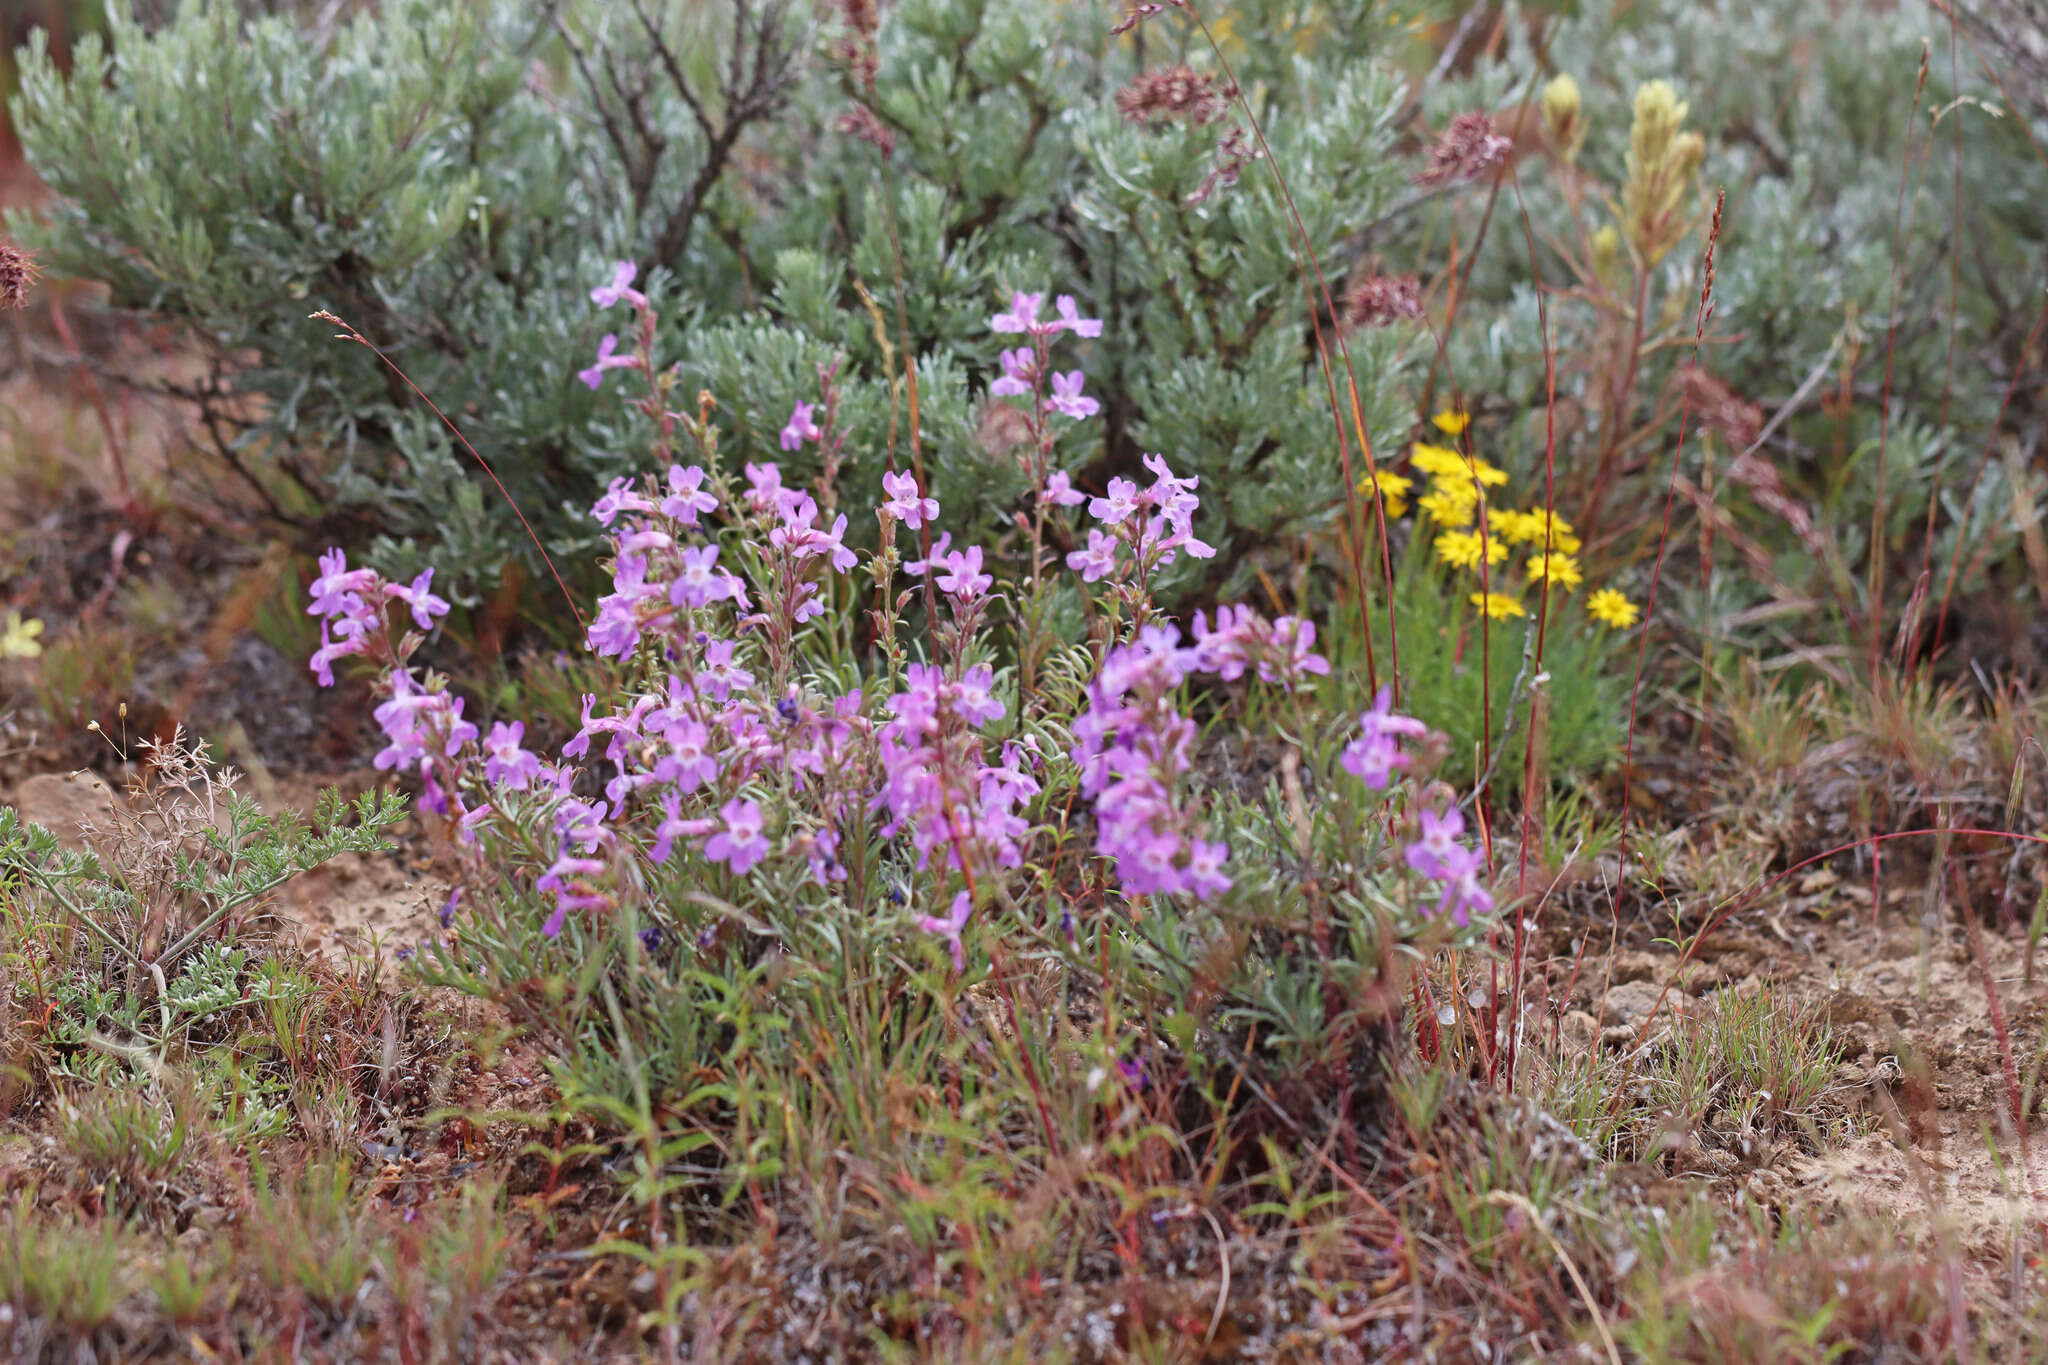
[{"x1": 11, "y1": 769, "x2": 116, "y2": 847}]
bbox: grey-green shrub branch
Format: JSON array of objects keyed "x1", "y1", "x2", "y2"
[{"x1": 552, "y1": 0, "x2": 801, "y2": 271}]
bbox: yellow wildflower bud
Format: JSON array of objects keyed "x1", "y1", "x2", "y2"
[
  {"x1": 1493, "y1": 509, "x2": 1541, "y2": 545},
  {"x1": 1527, "y1": 551, "x2": 1583, "y2": 591},
  {"x1": 1410, "y1": 443, "x2": 1470, "y2": 480},
  {"x1": 1358, "y1": 468, "x2": 1413, "y2": 518},
  {"x1": 1590, "y1": 224, "x2": 1620, "y2": 283},
  {"x1": 1623, "y1": 80, "x2": 1698, "y2": 265},
  {"x1": 1541, "y1": 73, "x2": 1585, "y2": 163},
  {"x1": 1628, "y1": 80, "x2": 1687, "y2": 180}
]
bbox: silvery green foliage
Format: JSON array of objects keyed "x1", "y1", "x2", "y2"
[
  {"x1": 1426, "y1": 0, "x2": 2046, "y2": 619},
  {"x1": 8, "y1": 0, "x2": 1426, "y2": 604},
  {"x1": 8, "y1": 1, "x2": 623, "y2": 586}
]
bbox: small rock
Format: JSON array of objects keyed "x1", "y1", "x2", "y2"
[
  {"x1": 1820, "y1": 988, "x2": 1898, "y2": 1033},
  {"x1": 1608, "y1": 951, "x2": 1665, "y2": 984},
  {"x1": 11, "y1": 771, "x2": 118, "y2": 849},
  {"x1": 1599, "y1": 1023, "x2": 1640, "y2": 1048},
  {"x1": 1837, "y1": 1020, "x2": 1878, "y2": 1061},
  {"x1": 1601, "y1": 979, "x2": 1668, "y2": 1028},
  {"x1": 1557, "y1": 1010, "x2": 1600, "y2": 1055}
]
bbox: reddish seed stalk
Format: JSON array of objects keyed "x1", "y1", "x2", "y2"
[
  {"x1": 1502, "y1": 162, "x2": 1561, "y2": 1091},
  {"x1": 311, "y1": 311, "x2": 586, "y2": 631},
  {"x1": 1867, "y1": 45, "x2": 1933, "y2": 688},
  {"x1": 1612, "y1": 191, "x2": 1725, "y2": 934},
  {"x1": 1177, "y1": 3, "x2": 1398, "y2": 695}
]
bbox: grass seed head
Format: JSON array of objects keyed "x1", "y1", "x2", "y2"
[{"x1": 0, "y1": 236, "x2": 39, "y2": 312}]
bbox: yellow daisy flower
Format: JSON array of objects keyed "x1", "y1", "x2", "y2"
[
  {"x1": 1432, "y1": 409, "x2": 1472, "y2": 436},
  {"x1": 1526, "y1": 551, "x2": 1583, "y2": 591},
  {"x1": 1, "y1": 612, "x2": 44, "y2": 659},
  {"x1": 1435, "y1": 530, "x2": 1508, "y2": 570},
  {"x1": 1418, "y1": 486, "x2": 1479, "y2": 528},
  {"x1": 1412, "y1": 443, "x2": 1509, "y2": 490},
  {"x1": 1587, "y1": 588, "x2": 1639, "y2": 629},
  {"x1": 1409, "y1": 442, "x2": 1469, "y2": 481},
  {"x1": 1357, "y1": 468, "x2": 1413, "y2": 518},
  {"x1": 1530, "y1": 510, "x2": 1581, "y2": 553},
  {"x1": 1493, "y1": 509, "x2": 1544, "y2": 545},
  {"x1": 1463, "y1": 458, "x2": 1510, "y2": 489},
  {"x1": 1470, "y1": 591, "x2": 1526, "y2": 620}
]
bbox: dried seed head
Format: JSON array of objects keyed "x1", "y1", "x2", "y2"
[
  {"x1": 0, "y1": 237, "x2": 37, "y2": 312},
  {"x1": 1414, "y1": 112, "x2": 1512, "y2": 188},
  {"x1": 832, "y1": 0, "x2": 878, "y2": 40},
  {"x1": 835, "y1": 105, "x2": 897, "y2": 159},
  {"x1": 1187, "y1": 124, "x2": 1260, "y2": 206},
  {"x1": 1115, "y1": 66, "x2": 1228, "y2": 127},
  {"x1": 831, "y1": 37, "x2": 880, "y2": 87},
  {"x1": 1680, "y1": 365, "x2": 1763, "y2": 451},
  {"x1": 1343, "y1": 273, "x2": 1424, "y2": 329},
  {"x1": 1110, "y1": 2, "x2": 1168, "y2": 37},
  {"x1": 1726, "y1": 447, "x2": 1824, "y2": 557}
]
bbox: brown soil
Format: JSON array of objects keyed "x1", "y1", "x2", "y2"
[
  {"x1": 4, "y1": 761, "x2": 450, "y2": 972},
  {"x1": 1561, "y1": 877, "x2": 2048, "y2": 1267}
]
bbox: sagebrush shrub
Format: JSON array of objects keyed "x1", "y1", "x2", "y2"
[{"x1": 8, "y1": 0, "x2": 1417, "y2": 610}]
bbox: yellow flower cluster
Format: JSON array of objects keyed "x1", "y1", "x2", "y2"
[
  {"x1": 1359, "y1": 409, "x2": 1638, "y2": 630},
  {"x1": 0, "y1": 612, "x2": 43, "y2": 659}
]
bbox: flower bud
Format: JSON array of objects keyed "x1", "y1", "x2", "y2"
[
  {"x1": 1672, "y1": 130, "x2": 1706, "y2": 182},
  {"x1": 1590, "y1": 225, "x2": 1620, "y2": 283},
  {"x1": 1541, "y1": 74, "x2": 1584, "y2": 163},
  {"x1": 1628, "y1": 81, "x2": 1687, "y2": 182},
  {"x1": 1623, "y1": 80, "x2": 1694, "y2": 264}
]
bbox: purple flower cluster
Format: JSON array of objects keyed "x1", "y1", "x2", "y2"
[
  {"x1": 1336, "y1": 691, "x2": 1495, "y2": 927},
  {"x1": 580, "y1": 262, "x2": 650, "y2": 390},
  {"x1": 1071, "y1": 625, "x2": 1229, "y2": 899},
  {"x1": 583, "y1": 465, "x2": 750, "y2": 660},
  {"x1": 310, "y1": 265, "x2": 1491, "y2": 973},
  {"x1": 305, "y1": 552, "x2": 490, "y2": 828},
  {"x1": 1403, "y1": 805, "x2": 1494, "y2": 926},
  {"x1": 368, "y1": 669, "x2": 482, "y2": 820},
  {"x1": 874, "y1": 664, "x2": 1035, "y2": 875},
  {"x1": 918, "y1": 891, "x2": 975, "y2": 972},
  {"x1": 990, "y1": 290, "x2": 1102, "y2": 340},
  {"x1": 306, "y1": 548, "x2": 449, "y2": 686},
  {"x1": 983, "y1": 291, "x2": 1106, "y2": 552},
  {"x1": 1190, "y1": 605, "x2": 1332, "y2": 691},
  {"x1": 1339, "y1": 689, "x2": 1428, "y2": 790},
  {"x1": 1065, "y1": 454, "x2": 1216, "y2": 588}
]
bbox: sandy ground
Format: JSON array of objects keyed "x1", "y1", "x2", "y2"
[{"x1": 6, "y1": 762, "x2": 448, "y2": 975}]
